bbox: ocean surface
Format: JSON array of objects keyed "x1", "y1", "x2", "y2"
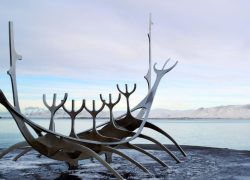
[{"x1": 0, "y1": 118, "x2": 250, "y2": 150}]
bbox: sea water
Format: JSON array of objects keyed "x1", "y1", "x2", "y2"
[{"x1": 0, "y1": 118, "x2": 249, "y2": 150}]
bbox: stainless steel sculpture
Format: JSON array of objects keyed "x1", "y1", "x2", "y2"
[
  {"x1": 7, "y1": 21, "x2": 22, "y2": 112},
  {"x1": 0, "y1": 17, "x2": 186, "y2": 179}
]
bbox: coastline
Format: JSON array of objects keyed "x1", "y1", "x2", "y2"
[
  {"x1": 0, "y1": 144, "x2": 249, "y2": 179},
  {"x1": 1, "y1": 116, "x2": 250, "y2": 120}
]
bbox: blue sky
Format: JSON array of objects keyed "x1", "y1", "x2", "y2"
[{"x1": 0, "y1": 0, "x2": 250, "y2": 112}]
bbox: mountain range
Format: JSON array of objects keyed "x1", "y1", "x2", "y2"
[{"x1": 1, "y1": 104, "x2": 250, "y2": 119}]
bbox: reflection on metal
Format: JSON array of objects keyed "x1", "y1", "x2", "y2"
[
  {"x1": 144, "y1": 13, "x2": 153, "y2": 91},
  {"x1": 7, "y1": 22, "x2": 22, "y2": 112},
  {"x1": 0, "y1": 17, "x2": 186, "y2": 179}
]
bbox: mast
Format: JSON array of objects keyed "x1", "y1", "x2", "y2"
[
  {"x1": 144, "y1": 13, "x2": 153, "y2": 91},
  {"x1": 7, "y1": 21, "x2": 22, "y2": 112},
  {"x1": 138, "y1": 14, "x2": 153, "y2": 118}
]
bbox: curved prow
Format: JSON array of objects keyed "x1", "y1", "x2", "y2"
[
  {"x1": 153, "y1": 60, "x2": 178, "y2": 79},
  {"x1": 0, "y1": 90, "x2": 38, "y2": 148},
  {"x1": 134, "y1": 60, "x2": 178, "y2": 119}
]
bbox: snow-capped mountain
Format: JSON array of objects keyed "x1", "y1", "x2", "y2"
[
  {"x1": 1, "y1": 104, "x2": 250, "y2": 119},
  {"x1": 188, "y1": 104, "x2": 250, "y2": 119},
  {"x1": 149, "y1": 105, "x2": 250, "y2": 119}
]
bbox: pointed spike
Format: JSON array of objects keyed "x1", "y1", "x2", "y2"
[
  {"x1": 63, "y1": 93, "x2": 68, "y2": 101},
  {"x1": 116, "y1": 84, "x2": 124, "y2": 95},
  {"x1": 162, "y1": 58, "x2": 170, "y2": 70},
  {"x1": 131, "y1": 84, "x2": 136, "y2": 94},
  {"x1": 100, "y1": 94, "x2": 107, "y2": 104},
  {"x1": 153, "y1": 62, "x2": 159, "y2": 73},
  {"x1": 109, "y1": 94, "x2": 112, "y2": 103},
  {"x1": 72, "y1": 100, "x2": 75, "y2": 112},
  {"x1": 93, "y1": 100, "x2": 95, "y2": 111},
  {"x1": 53, "y1": 94, "x2": 56, "y2": 106},
  {"x1": 81, "y1": 99, "x2": 85, "y2": 110},
  {"x1": 115, "y1": 93, "x2": 121, "y2": 105},
  {"x1": 43, "y1": 94, "x2": 50, "y2": 109},
  {"x1": 125, "y1": 84, "x2": 128, "y2": 93}
]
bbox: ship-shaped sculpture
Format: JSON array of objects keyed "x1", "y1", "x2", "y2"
[{"x1": 0, "y1": 17, "x2": 186, "y2": 179}]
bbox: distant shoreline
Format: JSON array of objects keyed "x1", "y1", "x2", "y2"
[
  {"x1": 1, "y1": 103, "x2": 250, "y2": 120},
  {"x1": 1, "y1": 116, "x2": 250, "y2": 120}
]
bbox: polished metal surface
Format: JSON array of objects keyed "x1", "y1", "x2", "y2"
[
  {"x1": 144, "y1": 13, "x2": 153, "y2": 91},
  {"x1": 7, "y1": 22, "x2": 22, "y2": 112}
]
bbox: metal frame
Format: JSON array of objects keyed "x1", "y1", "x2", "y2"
[{"x1": 0, "y1": 17, "x2": 186, "y2": 179}]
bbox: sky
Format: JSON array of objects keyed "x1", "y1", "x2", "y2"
[{"x1": 0, "y1": 0, "x2": 250, "y2": 113}]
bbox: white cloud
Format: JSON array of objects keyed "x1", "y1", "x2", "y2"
[{"x1": 0, "y1": 0, "x2": 249, "y2": 112}]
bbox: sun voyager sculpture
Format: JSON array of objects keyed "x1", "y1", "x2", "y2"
[{"x1": 0, "y1": 17, "x2": 186, "y2": 179}]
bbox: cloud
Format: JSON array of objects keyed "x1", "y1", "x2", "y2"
[{"x1": 0, "y1": 0, "x2": 249, "y2": 112}]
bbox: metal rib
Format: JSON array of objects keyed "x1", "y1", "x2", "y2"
[
  {"x1": 101, "y1": 146, "x2": 151, "y2": 174},
  {"x1": 122, "y1": 143, "x2": 168, "y2": 167},
  {"x1": 13, "y1": 147, "x2": 32, "y2": 161}
]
